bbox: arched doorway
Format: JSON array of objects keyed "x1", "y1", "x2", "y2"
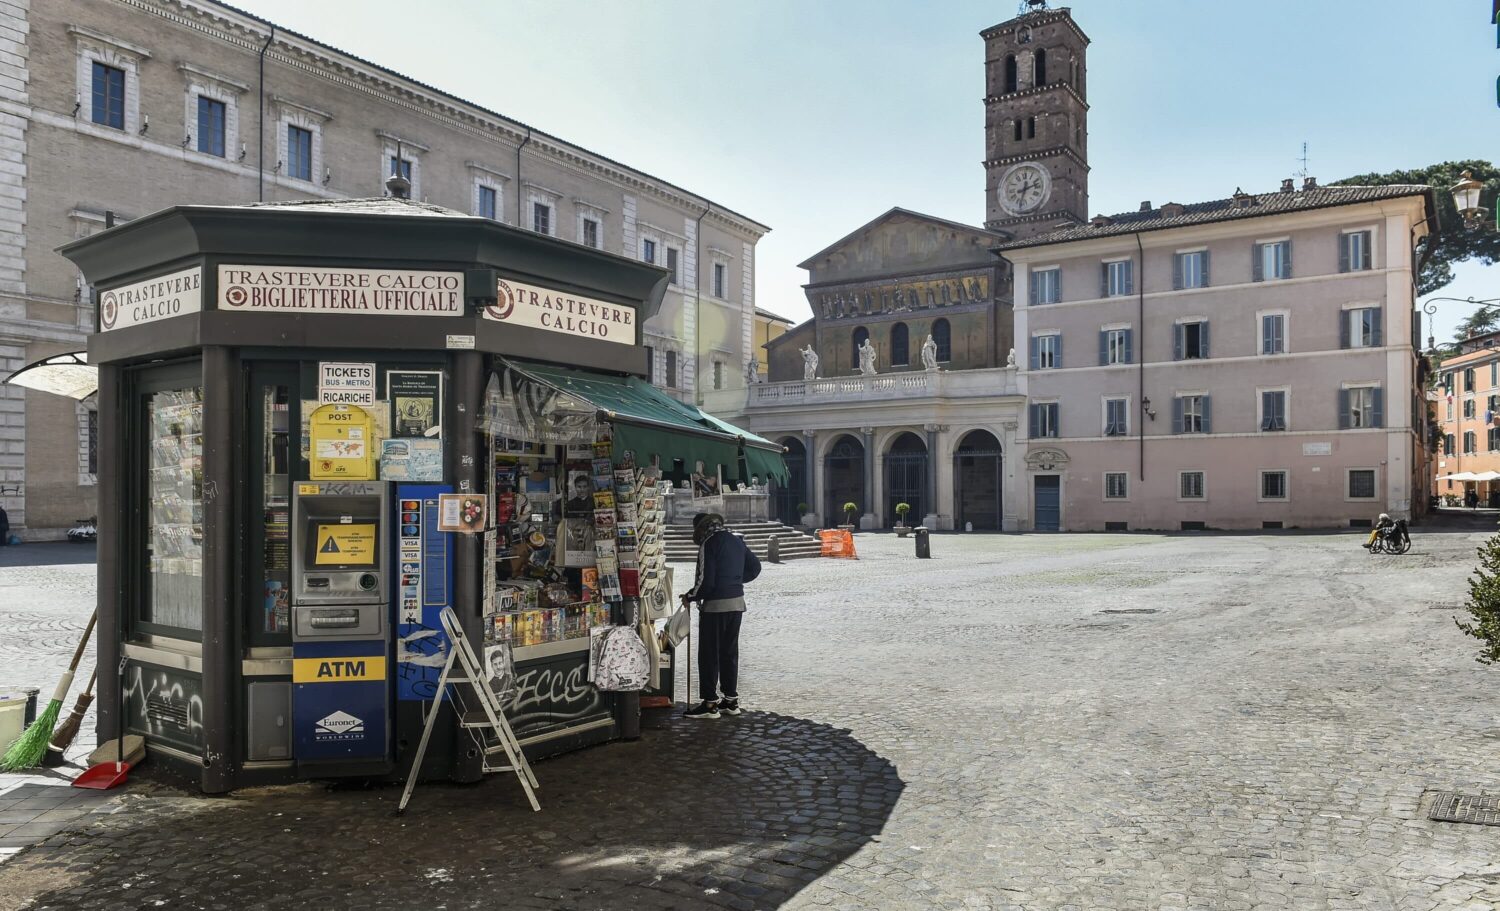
[
  {"x1": 775, "y1": 436, "x2": 806, "y2": 525},
  {"x1": 884, "y1": 432, "x2": 927, "y2": 528},
  {"x1": 823, "y1": 434, "x2": 865, "y2": 526},
  {"x1": 954, "y1": 430, "x2": 1002, "y2": 530}
]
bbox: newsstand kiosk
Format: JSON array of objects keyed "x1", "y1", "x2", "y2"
[{"x1": 59, "y1": 196, "x2": 783, "y2": 794}]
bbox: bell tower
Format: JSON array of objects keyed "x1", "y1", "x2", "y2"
[{"x1": 981, "y1": 2, "x2": 1090, "y2": 239}]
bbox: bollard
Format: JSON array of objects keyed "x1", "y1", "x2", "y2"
[
  {"x1": 914, "y1": 526, "x2": 930, "y2": 558},
  {"x1": 767, "y1": 535, "x2": 782, "y2": 564}
]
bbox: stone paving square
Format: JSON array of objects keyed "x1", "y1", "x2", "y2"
[{"x1": 2, "y1": 530, "x2": 1500, "y2": 910}]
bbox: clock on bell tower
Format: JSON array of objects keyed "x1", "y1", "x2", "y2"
[{"x1": 981, "y1": 3, "x2": 1090, "y2": 239}]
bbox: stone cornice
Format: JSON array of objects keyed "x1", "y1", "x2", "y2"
[
  {"x1": 176, "y1": 62, "x2": 249, "y2": 93},
  {"x1": 983, "y1": 81, "x2": 1088, "y2": 111},
  {"x1": 981, "y1": 10, "x2": 1090, "y2": 46},
  {"x1": 984, "y1": 146, "x2": 1089, "y2": 172},
  {"x1": 128, "y1": 0, "x2": 769, "y2": 239},
  {"x1": 67, "y1": 23, "x2": 153, "y2": 59}
]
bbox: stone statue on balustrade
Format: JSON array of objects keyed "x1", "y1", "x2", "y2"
[
  {"x1": 1006, "y1": 347, "x2": 1017, "y2": 368},
  {"x1": 858, "y1": 338, "x2": 878, "y2": 376},
  {"x1": 745, "y1": 356, "x2": 760, "y2": 385},
  {"x1": 920, "y1": 334, "x2": 939, "y2": 371},
  {"x1": 801, "y1": 345, "x2": 819, "y2": 381}
]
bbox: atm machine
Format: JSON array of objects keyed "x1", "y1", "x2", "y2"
[{"x1": 290, "y1": 481, "x2": 392, "y2": 773}]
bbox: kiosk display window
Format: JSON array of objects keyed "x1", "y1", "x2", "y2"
[
  {"x1": 261, "y1": 384, "x2": 292, "y2": 635},
  {"x1": 145, "y1": 386, "x2": 204, "y2": 632}
]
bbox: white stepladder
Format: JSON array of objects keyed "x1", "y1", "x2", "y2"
[{"x1": 396, "y1": 606, "x2": 540, "y2": 814}]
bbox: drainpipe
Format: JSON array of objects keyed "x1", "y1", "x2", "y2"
[
  {"x1": 257, "y1": 26, "x2": 275, "y2": 201},
  {"x1": 1136, "y1": 232, "x2": 1145, "y2": 482},
  {"x1": 693, "y1": 202, "x2": 712, "y2": 405},
  {"x1": 514, "y1": 128, "x2": 532, "y2": 224}
]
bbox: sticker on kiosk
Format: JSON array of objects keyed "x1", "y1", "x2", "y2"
[{"x1": 313, "y1": 523, "x2": 377, "y2": 566}]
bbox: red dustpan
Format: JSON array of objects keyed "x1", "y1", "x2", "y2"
[{"x1": 74, "y1": 658, "x2": 131, "y2": 790}]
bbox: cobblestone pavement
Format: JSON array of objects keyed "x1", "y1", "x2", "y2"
[{"x1": 4, "y1": 531, "x2": 1500, "y2": 910}]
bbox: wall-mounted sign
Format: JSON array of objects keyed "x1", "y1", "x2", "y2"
[
  {"x1": 218, "y1": 266, "x2": 463, "y2": 316},
  {"x1": 482, "y1": 278, "x2": 635, "y2": 345},
  {"x1": 446, "y1": 334, "x2": 476, "y2": 349},
  {"x1": 319, "y1": 362, "x2": 376, "y2": 406},
  {"x1": 1302, "y1": 442, "x2": 1332, "y2": 456},
  {"x1": 99, "y1": 266, "x2": 202, "y2": 331}
]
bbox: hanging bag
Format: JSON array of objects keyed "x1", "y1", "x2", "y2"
[{"x1": 590, "y1": 626, "x2": 651, "y2": 692}]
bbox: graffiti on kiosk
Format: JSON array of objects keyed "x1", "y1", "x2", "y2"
[
  {"x1": 503, "y1": 663, "x2": 602, "y2": 732},
  {"x1": 124, "y1": 664, "x2": 205, "y2": 750}
]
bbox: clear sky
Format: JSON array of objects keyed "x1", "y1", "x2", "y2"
[{"x1": 233, "y1": 0, "x2": 1498, "y2": 339}]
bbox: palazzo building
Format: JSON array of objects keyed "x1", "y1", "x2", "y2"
[
  {"x1": 1431, "y1": 332, "x2": 1500, "y2": 505},
  {"x1": 0, "y1": 0, "x2": 768, "y2": 537}
]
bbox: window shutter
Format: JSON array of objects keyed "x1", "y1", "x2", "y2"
[
  {"x1": 1282, "y1": 240, "x2": 1292, "y2": 279},
  {"x1": 1171, "y1": 397, "x2": 1184, "y2": 434},
  {"x1": 1201, "y1": 395, "x2": 1212, "y2": 434},
  {"x1": 1199, "y1": 321, "x2": 1210, "y2": 358},
  {"x1": 1371, "y1": 387, "x2": 1384, "y2": 428},
  {"x1": 1201, "y1": 250, "x2": 1211, "y2": 286},
  {"x1": 1261, "y1": 391, "x2": 1273, "y2": 431},
  {"x1": 1370, "y1": 307, "x2": 1383, "y2": 346},
  {"x1": 1124, "y1": 261, "x2": 1134, "y2": 295},
  {"x1": 1252, "y1": 244, "x2": 1263, "y2": 282},
  {"x1": 1100, "y1": 263, "x2": 1109, "y2": 298},
  {"x1": 1099, "y1": 330, "x2": 1109, "y2": 366},
  {"x1": 1338, "y1": 234, "x2": 1350, "y2": 273},
  {"x1": 1173, "y1": 324, "x2": 1185, "y2": 361},
  {"x1": 1029, "y1": 273, "x2": 1039, "y2": 306},
  {"x1": 1029, "y1": 337, "x2": 1040, "y2": 371},
  {"x1": 1123, "y1": 329, "x2": 1133, "y2": 364},
  {"x1": 1360, "y1": 232, "x2": 1372, "y2": 270},
  {"x1": 1054, "y1": 335, "x2": 1062, "y2": 369},
  {"x1": 1028, "y1": 404, "x2": 1039, "y2": 438},
  {"x1": 1338, "y1": 310, "x2": 1350, "y2": 349},
  {"x1": 1338, "y1": 388, "x2": 1351, "y2": 430},
  {"x1": 1261, "y1": 316, "x2": 1272, "y2": 354},
  {"x1": 1172, "y1": 254, "x2": 1183, "y2": 291}
]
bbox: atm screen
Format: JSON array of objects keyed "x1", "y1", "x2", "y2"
[{"x1": 307, "y1": 520, "x2": 379, "y2": 569}]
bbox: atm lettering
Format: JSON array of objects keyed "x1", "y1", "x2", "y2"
[{"x1": 316, "y1": 660, "x2": 367, "y2": 679}]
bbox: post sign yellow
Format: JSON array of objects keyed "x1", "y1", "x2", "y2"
[
  {"x1": 292, "y1": 656, "x2": 387, "y2": 683},
  {"x1": 308, "y1": 403, "x2": 375, "y2": 480},
  {"x1": 313, "y1": 523, "x2": 376, "y2": 566}
]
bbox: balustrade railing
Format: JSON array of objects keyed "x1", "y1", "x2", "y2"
[{"x1": 747, "y1": 366, "x2": 1017, "y2": 407}]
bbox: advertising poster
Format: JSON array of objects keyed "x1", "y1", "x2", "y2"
[{"x1": 387, "y1": 370, "x2": 443, "y2": 438}]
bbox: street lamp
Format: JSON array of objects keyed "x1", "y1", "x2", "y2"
[{"x1": 1451, "y1": 170, "x2": 1487, "y2": 226}]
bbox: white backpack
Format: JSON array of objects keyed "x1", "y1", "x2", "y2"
[{"x1": 589, "y1": 626, "x2": 651, "y2": 692}]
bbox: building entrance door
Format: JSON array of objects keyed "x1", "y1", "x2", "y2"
[
  {"x1": 775, "y1": 437, "x2": 806, "y2": 525},
  {"x1": 954, "y1": 430, "x2": 1002, "y2": 530},
  {"x1": 1033, "y1": 475, "x2": 1060, "y2": 532},
  {"x1": 884, "y1": 432, "x2": 926, "y2": 527},
  {"x1": 823, "y1": 435, "x2": 865, "y2": 526}
]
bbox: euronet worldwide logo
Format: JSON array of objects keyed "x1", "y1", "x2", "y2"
[
  {"x1": 485, "y1": 279, "x2": 516, "y2": 321},
  {"x1": 315, "y1": 710, "x2": 365, "y2": 741}
]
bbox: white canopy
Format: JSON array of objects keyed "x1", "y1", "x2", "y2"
[
  {"x1": 1440, "y1": 471, "x2": 1481, "y2": 481},
  {"x1": 1472, "y1": 471, "x2": 1500, "y2": 482}
]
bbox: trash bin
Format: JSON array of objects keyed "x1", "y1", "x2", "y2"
[
  {"x1": 914, "y1": 527, "x2": 930, "y2": 559},
  {"x1": 0, "y1": 690, "x2": 29, "y2": 754}
]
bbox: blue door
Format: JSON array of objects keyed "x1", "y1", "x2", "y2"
[{"x1": 1033, "y1": 475, "x2": 1060, "y2": 532}]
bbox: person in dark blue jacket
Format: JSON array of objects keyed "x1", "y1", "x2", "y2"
[{"x1": 682, "y1": 512, "x2": 760, "y2": 719}]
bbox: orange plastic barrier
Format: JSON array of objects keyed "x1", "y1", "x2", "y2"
[{"x1": 817, "y1": 529, "x2": 858, "y2": 559}]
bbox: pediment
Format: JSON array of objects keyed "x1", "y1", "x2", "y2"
[{"x1": 799, "y1": 208, "x2": 1003, "y2": 284}]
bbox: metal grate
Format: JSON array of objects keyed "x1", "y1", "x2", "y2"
[{"x1": 1428, "y1": 792, "x2": 1500, "y2": 827}]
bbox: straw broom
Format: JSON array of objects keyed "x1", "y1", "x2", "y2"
[
  {"x1": 1, "y1": 611, "x2": 96, "y2": 771},
  {"x1": 40, "y1": 667, "x2": 96, "y2": 768}
]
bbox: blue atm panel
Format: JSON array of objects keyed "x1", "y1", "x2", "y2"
[
  {"x1": 394, "y1": 484, "x2": 454, "y2": 701},
  {"x1": 291, "y1": 640, "x2": 388, "y2": 760}
]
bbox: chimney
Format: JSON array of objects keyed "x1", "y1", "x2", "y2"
[
  {"x1": 1280, "y1": 178, "x2": 1295, "y2": 193},
  {"x1": 1090, "y1": 214, "x2": 1113, "y2": 227},
  {"x1": 1302, "y1": 176, "x2": 1318, "y2": 190},
  {"x1": 1139, "y1": 201, "x2": 1152, "y2": 212},
  {"x1": 1161, "y1": 202, "x2": 1185, "y2": 217}
]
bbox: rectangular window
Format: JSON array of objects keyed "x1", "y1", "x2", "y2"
[
  {"x1": 1464, "y1": 430, "x2": 1477, "y2": 454},
  {"x1": 1254, "y1": 240, "x2": 1291, "y2": 281},
  {"x1": 1103, "y1": 260, "x2": 1133, "y2": 297},
  {"x1": 1034, "y1": 334, "x2": 1060, "y2": 369},
  {"x1": 642, "y1": 238, "x2": 656, "y2": 264},
  {"x1": 1492, "y1": 362, "x2": 1497, "y2": 387},
  {"x1": 1488, "y1": 394, "x2": 1499, "y2": 414},
  {"x1": 665, "y1": 350, "x2": 678, "y2": 388},
  {"x1": 286, "y1": 126, "x2": 312, "y2": 181},
  {"x1": 1464, "y1": 367, "x2": 1476, "y2": 392},
  {"x1": 142, "y1": 385, "x2": 205, "y2": 633},
  {"x1": 1176, "y1": 394, "x2": 1208, "y2": 434},
  {"x1": 1104, "y1": 472, "x2": 1128, "y2": 499},
  {"x1": 1261, "y1": 470, "x2": 1287, "y2": 500},
  {"x1": 1261, "y1": 313, "x2": 1285, "y2": 355},
  {"x1": 666, "y1": 247, "x2": 679, "y2": 285},
  {"x1": 1444, "y1": 433, "x2": 1455, "y2": 456},
  {"x1": 1261, "y1": 390, "x2": 1287, "y2": 431},
  {"x1": 196, "y1": 96, "x2": 226, "y2": 157},
  {"x1": 713, "y1": 262, "x2": 727, "y2": 298},
  {"x1": 91, "y1": 62, "x2": 125, "y2": 129},
  {"x1": 713, "y1": 360, "x2": 724, "y2": 390},
  {"x1": 1343, "y1": 386, "x2": 1381, "y2": 429},
  {"x1": 389, "y1": 156, "x2": 412, "y2": 182},
  {"x1": 1343, "y1": 307, "x2": 1381, "y2": 349},
  {"x1": 1348, "y1": 469, "x2": 1377, "y2": 499},
  {"x1": 1447, "y1": 399, "x2": 1454, "y2": 420},
  {"x1": 1031, "y1": 267, "x2": 1061, "y2": 305},
  {"x1": 1029, "y1": 402, "x2": 1059, "y2": 438},
  {"x1": 644, "y1": 346, "x2": 655, "y2": 384},
  {"x1": 1464, "y1": 398, "x2": 1476, "y2": 419},
  {"x1": 1339, "y1": 231, "x2": 1372, "y2": 272},
  {"x1": 1179, "y1": 471, "x2": 1206, "y2": 500},
  {"x1": 1174, "y1": 250, "x2": 1209, "y2": 290},
  {"x1": 87, "y1": 410, "x2": 99, "y2": 475},
  {"x1": 1102, "y1": 328, "x2": 1131, "y2": 365},
  {"x1": 477, "y1": 185, "x2": 497, "y2": 220},
  {"x1": 532, "y1": 202, "x2": 551, "y2": 235},
  {"x1": 1104, "y1": 398, "x2": 1129, "y2": 436},
  {"x1": 1490, "y1": 427, "x2": 1500, "y2": 452},
  {"x1": 1175, "y1": 321, "x2": 1209, "y2": 360},
  {"x1": 583, "y1": 218, "x2": 599, "y2": 249}
]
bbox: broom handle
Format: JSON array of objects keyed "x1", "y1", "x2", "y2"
[{"x1": 47, "y1": 611, "x2": 97, "y2": 703}]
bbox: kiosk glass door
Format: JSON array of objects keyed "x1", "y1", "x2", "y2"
[
  {"x1": 138, "y1": 378, "x2": 205, "y2": 636},
  {"x1": 248, "y1": 368, "x2": 298, "y2": 647}
]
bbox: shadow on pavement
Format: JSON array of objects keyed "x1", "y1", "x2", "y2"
[
  {"x1": 0, "y1": 542, "x2": 96, "y2": 568},
  {"x1": 10, "y1": 710, "x2": 903, "y2": 911}
]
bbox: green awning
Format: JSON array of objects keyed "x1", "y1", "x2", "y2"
[
  {"x1": 501, "y1": 359, "x2": 741, "y2": 474},
  {"x1": 697, "y1": 411, "x2": 789, "y2": 484}
]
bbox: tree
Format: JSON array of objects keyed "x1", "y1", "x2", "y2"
[
  {"x1": 1458, "y1": 530, "x2": 1500, "y2": 664},
  {"x1": 1331, "y1": 160, "x2": 1500, "y2": 297}
]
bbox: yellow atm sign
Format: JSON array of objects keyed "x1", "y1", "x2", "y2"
[
  {"x1": 293, "y1": 656, "x2": 388, "y2": 683},
  {"x1": 313, "y1": 523, "x2": 376, "y2": 566}
]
